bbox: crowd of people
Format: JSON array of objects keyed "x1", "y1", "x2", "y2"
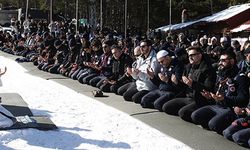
[{"x1": 0, "y1": 18, "x2": 250, "y2": 148}]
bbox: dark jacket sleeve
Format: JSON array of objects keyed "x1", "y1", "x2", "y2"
[
  {"x1": 174, "y1": 64, "x2": 189, "y2": 92},
  {"x1": 223, "y1": 76, "x2": 250, "y2": 108}
]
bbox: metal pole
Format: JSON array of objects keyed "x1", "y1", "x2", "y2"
[
  {"x1": 25, "y1": 0, "x2": 29, "y2": 20},
  {"x1": 18, "y1": 0, "x2": 21, "y2": 8},
  {"x1": 147, "y1": 0, "x2": 149, "y2": 32},
  {"x1": 64, "y1": 0, "x2": 67, "y2": 18},
  {"x1": 76, "y1": 0, "x2": 78, "y2": 34},
  {"x1": 210, "y1": 0, "x2": 213, "y2": 15},
  {"x1": 50, "y1": 0, "x2": 53, "y2": 22},
  {"x1": 100, "y1": 0, "x2": 103, "y2": 30},
  {"x1": 169, "y1": 0, "x2": 172, "y2": 34},
  {"x1": 125, "y1": 0, "x2": 127, "y2": 39}
]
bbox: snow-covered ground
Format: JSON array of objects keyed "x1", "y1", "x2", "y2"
[{"x1": 0, "y1": 56, "x2": 192, "y2": 150}]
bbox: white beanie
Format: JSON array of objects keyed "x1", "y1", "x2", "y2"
[
  {"x1": 211, "y1": 37, "x2": 217, "y2": 42},
  {"x1": 220, "y1": 37, "x2": 227, "y2": 43},
  {"x1": 157, "y1": 50, "x2": 169, "y2": 60}
]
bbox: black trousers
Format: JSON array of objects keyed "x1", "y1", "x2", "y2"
[
  {"x1": 49, "y1": 64, "x2": 61, "y2": 74},
  {"x1": 69, "y1": 68, "x2": 81, "y2": 80},
  {"x1": 82, "y1": 73, "x2": 99, "y2": 84},
  {"x1": 141, "y1": 89, "x2": 175, "y2": 111},
  {"x1": 162, "y1": 97, "x2": 198, "y2": 123},
  {"x1": 77, "y1": 71, "x2": 91, "y2": 84},
  {"x1": 191, "y1": 105, "x2": 236, "y2": 134},
  {"x1": 99, "y1": 80, "x2": 125, "y2": 93},
  {"x1": 123, "y1": 83, "x2": 149, "y2": 103},
  {"x1": 223, "y1": 118, "x2": 250, "y2": 147},
  {"x1": 89, "y1": 76, "x2": 106, "y2": 87},
  {"x1": 117, "y1": 82, "x2": 134, "y2": 96},
  {"x1": 110, "y1": 83, "x2": 122, "y2": 94}
]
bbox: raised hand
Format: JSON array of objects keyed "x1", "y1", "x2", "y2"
[
  {"x1": 147, "y1": 67, "x2": 154, "y2": 79},
  {"x1": 158, "y1": 73, "x2": 169, "y2": 82},
  {"x1": 234, "y1": 107, "x2": 245, "y2": 115},
  {"x1": 182, "y1": 76, "x2": 193, "y2": 87},
  {"x1": 171, "y1": 74, "x2": 178, "y2": 84},
  {"x1": 210, "y1": 92, "x2": 224, "y2": 101},
  {"x1": 132, "y1": 68, "x2": 140, "y2": 76},
  {"x1": 0, "y1": 67, "x2": 7, "y2": 76},
  {"x1": 201, "y1": 90, "x2": 212, "y2": 99}
]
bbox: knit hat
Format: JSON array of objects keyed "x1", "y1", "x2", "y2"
[
  {"x1": 220, "y1": 37, "x2": 227, "y2": 43},
  {"x1": 157, "y1": 50, "x2": 169, "y2": 60}
]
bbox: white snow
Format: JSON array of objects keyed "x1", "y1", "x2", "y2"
[{"x1": 0, "y1": 56, "x2": 192, "y2": 150}]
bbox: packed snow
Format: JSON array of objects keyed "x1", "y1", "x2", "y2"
[{"x1": 0, "y1": 56, "x2": 192, "y2": 150}]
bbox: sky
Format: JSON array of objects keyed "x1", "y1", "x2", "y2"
[{"x1": 0, "y1": 56, "x2": 192, "y2": 150}]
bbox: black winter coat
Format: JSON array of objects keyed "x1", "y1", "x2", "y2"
[{"x1": 180, "y1": 56, "x2": 217, "y2": 106}]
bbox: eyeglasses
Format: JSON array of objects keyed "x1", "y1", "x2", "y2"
[
  {"x1": 134, "y1": 54, "x2": 141, "y2": 57},
  {"x1": 188, "y1": 53, "x2": 200, "y2": 58}
]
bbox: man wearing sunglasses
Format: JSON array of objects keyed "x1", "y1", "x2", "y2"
[
  {"x1": 192, "y1": 50, "x2": 249, "y2": 135},
  {"x1": 123, "y1": 39, "x2": 160, "y2": 104},
  {"x1": 162, "y1": 46, "x2": 216, "y2": 122}
]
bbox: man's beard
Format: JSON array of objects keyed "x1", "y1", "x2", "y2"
[
  {"x1": 217, "y1": 64, "x2": 231, "y2": 78},
  {"x1": 217, "y1": 64, "x2": 238, "y2": 78},
  {"x1": 218, "y1": 64, "x2": 225, "y2": 71}
]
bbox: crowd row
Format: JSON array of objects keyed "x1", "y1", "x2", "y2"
[{"x1": 0, "y1": 28, "x2": 250, "y2": 148}]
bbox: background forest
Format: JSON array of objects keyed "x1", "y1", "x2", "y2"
[{"x1": 0, "y1": 0, "x2": 249, "y2": 32}]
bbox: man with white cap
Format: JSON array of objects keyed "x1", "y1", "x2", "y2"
[
  {"x1": 206, "y1": 36, "x2": 219, "y2": 64},
  {"x1": 141, "y1": 50, "x2": 184, "y2": 110},
  {"x1": 216, "y1": 36, "x2": 234, "y2": 54}
]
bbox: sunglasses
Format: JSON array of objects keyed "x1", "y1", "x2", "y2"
[{"x1": 188, "y1": 53, "x2": 200, "y2": 58}]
